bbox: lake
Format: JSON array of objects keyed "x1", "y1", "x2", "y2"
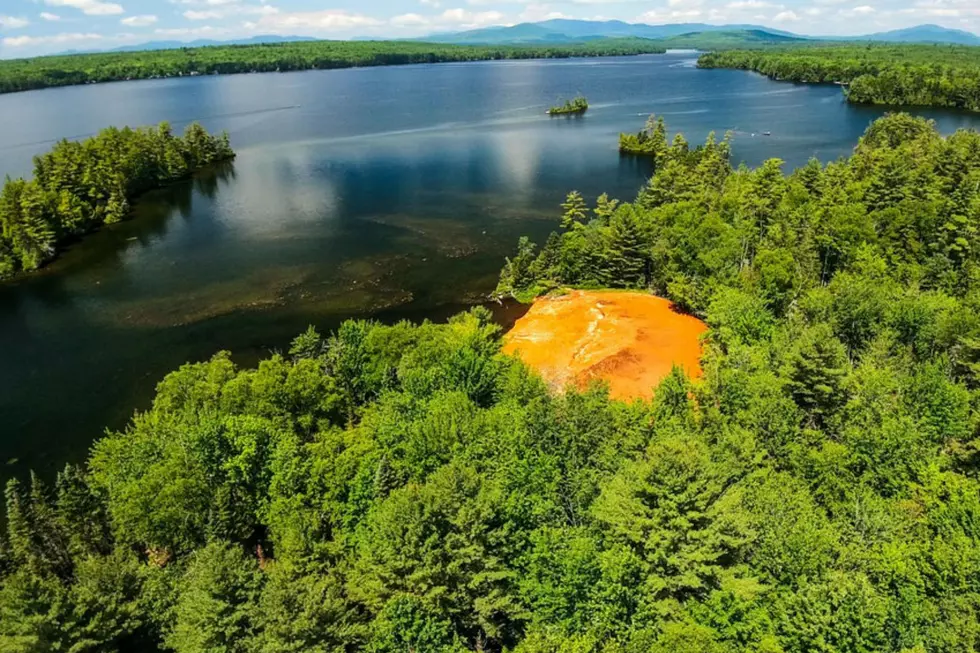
[{"x1": 2, "y1": 51, "x2": 980, "y2": 480}]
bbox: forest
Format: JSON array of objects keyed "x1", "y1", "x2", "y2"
[
  {"x1": 3, "y1": 112, "x2": 980, "y2": 651},
  {"x1": 0, "y1": 39, "x2": 666, "y2": 95},
  {"x1": 0, "y1": 122, "x2": 234, "y2": 279},
  {"x1": 698, "y1": 44, "x2": 980, "y2": 111}
]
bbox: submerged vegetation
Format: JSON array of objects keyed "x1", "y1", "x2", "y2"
[
  {"x1": 698, "y1": 44, "x2": 980, "y2": 111},
  {"x1": 0, "y1": 122, "x2": 234, "y2": 279},
  {"x1": 5, "y1": 113, "x2": 980, "y2": 651},
  {"x1": 547, "y1": 96, "x2": 589, "y2": 115},
  {"x1": 0, "y1": 39, "x2": 667, "y2": 95}
]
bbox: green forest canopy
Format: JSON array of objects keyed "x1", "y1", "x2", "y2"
[
  {"x1": 698, "y1": 44, "x2": 980, "y2": 111},
  {"x1": 4, "y1": 113, "x2": 980, "y2": 652},
  {"x1": 0, "y1": 39, "x2": 667, "y2": 95},
  {"x1": 0, "y1": 122, "x2": 234, "y2": 279}
]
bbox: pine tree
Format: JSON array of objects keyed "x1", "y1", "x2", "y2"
[
  {"x1": 530, "y1": 231, "x2": 562, "y2": 282},
  {"x1": 497, "y1": 236, "x2": 537, "y2": 296},
  {"x1": 561, "y1": 191, "x2": 589, "y2": 229},
  {"x1": 785, "y1": 324, "x2": 849, "y2": 426},
  {"x1": 103, "y1": 182, "x2": 130, "y2": 225},
  {"x1": 289, "y1": 325, "x2": 323, "y2": 360},
  {"x1": 55, "y1": 464, "x2": 111, "y2": 557},
  {"x1": 5, "y1": 478, "x2": 31, "y2": 568},
  {"x1": 374, "y1": 454, "x2": 398, "y2": 499},
  {"x1": 605, "y1": 212, "x2": 647, "y2": 287},
  {"x1": 594, "y1": 193, "x2": 620, "y2": 224},
  {"x1": 28, "y1": 472, "x2": 74, "y2": 581}
]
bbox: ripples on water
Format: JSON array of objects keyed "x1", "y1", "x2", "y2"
[{"x1": 1, "y1": 53, "x2": 980, "y2": 478}]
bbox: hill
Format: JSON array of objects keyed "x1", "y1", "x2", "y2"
[
  {"x1": 108, "y1": 34, "x2": 319, "y2": 53},
  {"x1": 661, "y1": 29, "x2": 808, "y2": 49},
  {"x1": 54, "y1": 34, "x2": 320, "y2": 56},
  {"x1": 45, "y1": 22, "x2": 980, "y2": 58},
  {"x1": 426, "y1": 19, "x2": 979, "y2": 47},
  {"x1": 846, "y1": 24, "x2": 980, "y2": 45},
  {"x1": 422, "y1": 20, "x2": 802, "y2": 45}
]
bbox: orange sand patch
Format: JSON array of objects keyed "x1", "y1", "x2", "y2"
[{"x1": 503, "y1": 290, "x2": 708, "y2": 400}]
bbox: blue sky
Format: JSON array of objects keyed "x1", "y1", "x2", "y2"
[{"x1": 1, "y1": 0, "x2": 977, "y2": 57}]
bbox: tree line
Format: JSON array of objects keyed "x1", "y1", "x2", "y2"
[
  {"x1": 0, "y1": 122, "x2": 234, "y2": 279},
  {"x1": 3, "y1": 113, "x2": 980, "y2": 651},
  {"x1": 697, "y1": 44, "x2": 980, "y2": 111},
  {"x1": 0, "y1": 39, "x2": 667, "y2": 95}
]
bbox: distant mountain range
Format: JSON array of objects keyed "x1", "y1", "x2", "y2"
[
  {"x1": 842, "y1": 24, "x2": 980, "y2": 44},
  {"x1": 421, "y1": 20, "x2": 980, "y2": 47},
  {"x1": 109, "y1": 34, "x2": 319, "y2": 52},
  {"x1": 56, "y1": 34, "x2": 319, "y2": 55},
  {"x1": 420, "y1": 20, "x2": 797, "y2": 45},
  {"x1": 53, "y1": 21, "x2": 980, "y2": 57}
]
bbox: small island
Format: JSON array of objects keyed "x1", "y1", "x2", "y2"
[{"x1": 547, "y1": 96, "x2": 589, "y2": 115}]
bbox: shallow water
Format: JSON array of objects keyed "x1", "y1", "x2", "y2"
[{"x1": 1, "y1": 53, "x2": 979, "y2": 479}]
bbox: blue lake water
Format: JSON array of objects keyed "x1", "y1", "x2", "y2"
[{"x1": 1, "y1": 52, "x2": 979, "y2": 479}]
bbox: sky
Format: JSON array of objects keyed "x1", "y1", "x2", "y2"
[{"x1": 0, "y1": 0, "x2": 978, "y2": 58}]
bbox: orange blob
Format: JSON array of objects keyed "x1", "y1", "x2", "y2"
[{"x1": 502, "y1": 290, "x2": 708, "y2": 400}]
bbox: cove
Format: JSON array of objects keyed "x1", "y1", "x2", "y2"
[{"x1": 2, "y1": 52, "x2": 980, "y2": 481}]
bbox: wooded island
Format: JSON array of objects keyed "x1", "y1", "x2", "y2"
[{"x1": 547, "y1": 96, "x2": 589, "y2": 115}]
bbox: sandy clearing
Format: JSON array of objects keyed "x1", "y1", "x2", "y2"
[{"x1": 503, "y1": 290, "x2": 707, "y2": 400}]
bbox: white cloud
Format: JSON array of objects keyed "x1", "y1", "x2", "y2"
[
  {"x1": 42, "y1": 0, "x2": 124, "y2": 17},
  {"x1": 183, "y1": 4, "x2": 276, "y2": 19},
  {"x1": 243, "y1": 10, "x2": 383, "y2": 32},
  {"x1": 183, "y1": 9, "x2": 223, "y2": 19},
  {"x1": 245, "y1": 6, "x2": 508, "y2": 37},
  {"x1": 391, "y1": 13, "x2": 429, "y2": 27},
  {"x1": 901, "y1": 0, "x2": 978, "y2": 17},
  {"x1": 121, "y1": 14, "x2": 157, "y2": 26},
  {"x1": 242, "y1": 5, "x2": 279, "y2": 16},
  {"x1": 39, "y1": 12, "x2": 62, "y2": 20},
  {"x1": 727, "y1": 0, "x2": 779, "y2": 8},
  {"x1": 773, "y1": 9, "x2": 801, "y2": 19},
  {"x1": 0, "y1": 15, "x2": 30, "y2": 29},
  {"x1": 521, "y1": 8, "x2": 572, "y2": 22},
  {"x1": 840, "y1": 5, "x2": 876, "y2": 15},
  {"x1": 386, "y1": 6, "x2": 510, "y2": 31},
  {"x1": 3, "y1": 31, "x2": 103, "y2": 47},
  {"x1": 169, "y1": 0, "x2": 239, "y2": 6},
  {"x1": 439, "y1": 8, "x2": 506, "y2": 26},
  {"x1": 154, "y1": 24, "x2": 228, "y2": 36},
  {"x1": 638, "y1": 8, "x2": 704, "y2": 21}
]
